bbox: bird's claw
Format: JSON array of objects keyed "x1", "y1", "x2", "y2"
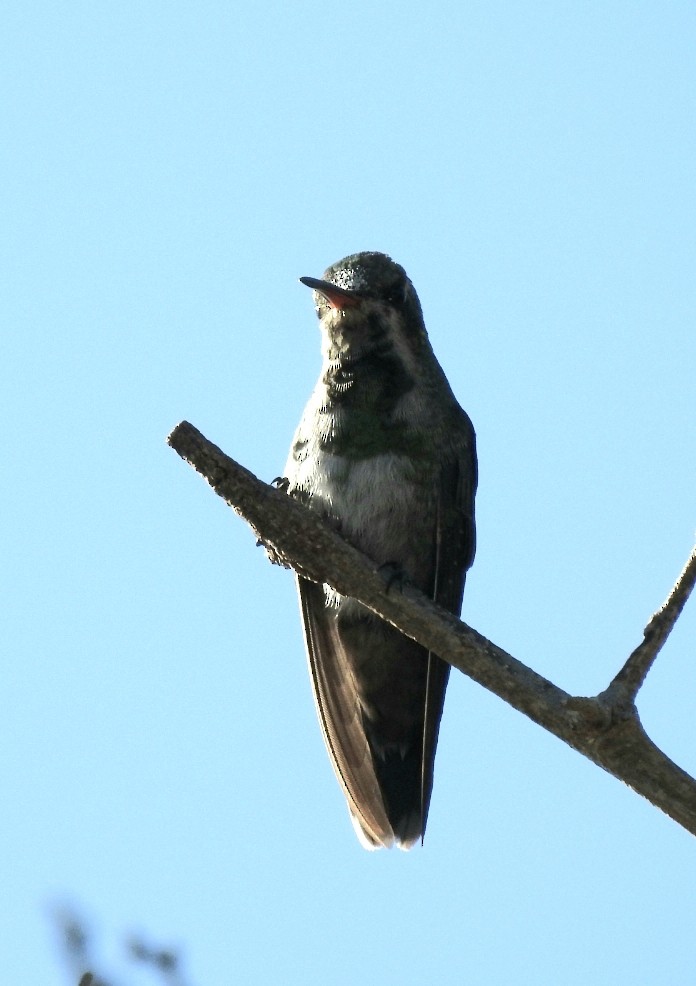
[{"x1": 377, "y1": 561, "x2": 410, "y2": 594}]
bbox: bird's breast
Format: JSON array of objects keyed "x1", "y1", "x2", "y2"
[{"x1": 289, "y1": 438, "x2": 436, "y2": 601}]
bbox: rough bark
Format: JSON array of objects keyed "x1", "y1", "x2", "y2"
[{"x1": 167, "y1": 420, "x2": 696, "y2": 836}]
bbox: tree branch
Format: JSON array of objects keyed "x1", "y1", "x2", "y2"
[
  {"x1": 605, "y1": 544, "x2": 696, "y2": 703},
  {"x1": 167, "y1": 420, "x2": 696, "y2": 837}
]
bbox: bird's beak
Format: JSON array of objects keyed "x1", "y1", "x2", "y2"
[{"x1": 299, "y1": 276, "x2": 362, "y2": 309}]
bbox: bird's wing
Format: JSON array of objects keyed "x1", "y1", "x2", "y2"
[
  {"x1": 421, "y1": 428, "x2": 478, "y2": 832},
  {"x1": 297, "y1": 576, "x2": 396, "y2": 848}
]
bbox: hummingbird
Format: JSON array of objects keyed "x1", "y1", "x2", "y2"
[{"x1": 284, "y1": 251, "x2": 477, "y2": 849}]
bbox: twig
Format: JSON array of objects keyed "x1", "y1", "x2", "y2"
[{"x1": 607, "y1": 544, "x2": 696, "y2": 702}]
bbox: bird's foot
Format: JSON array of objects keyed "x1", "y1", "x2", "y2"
[{"x1": 377, "y1": 561, "x2": 410, "y2": 595}]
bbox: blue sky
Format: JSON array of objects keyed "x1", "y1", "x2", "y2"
[{"x1": 2, "y1": 2, "x2": 696, "y2": 983}]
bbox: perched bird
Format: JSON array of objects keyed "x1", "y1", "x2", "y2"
[{"x1": 284, "y1": 251, "x2": 477, "y2": 849}]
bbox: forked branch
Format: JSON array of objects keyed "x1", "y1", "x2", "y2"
[{"x1": 167, "y1": 421, "x2": 696, "y2": 836}]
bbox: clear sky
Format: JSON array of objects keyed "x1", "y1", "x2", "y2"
[{"x1": 3, "y1": 2, "x2": 696, "y2": 983}]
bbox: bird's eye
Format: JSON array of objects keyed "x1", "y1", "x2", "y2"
[{"x1": 384, "y1": 280, "x2": 408, "y2": 306}]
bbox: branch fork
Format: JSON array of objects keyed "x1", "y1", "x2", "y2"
[{"x1": 168, "y1": 421, "x2": 696, "y2": 836}]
